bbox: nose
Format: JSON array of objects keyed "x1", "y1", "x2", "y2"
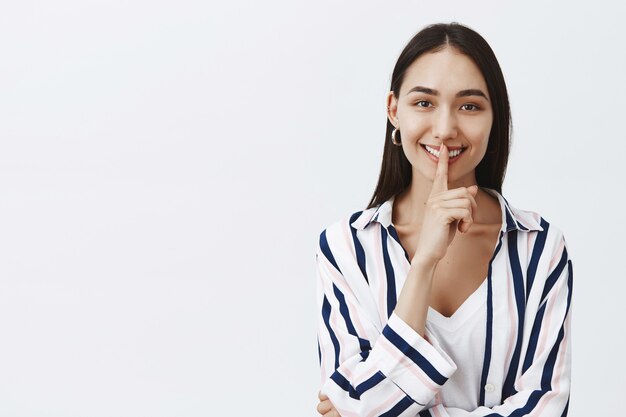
[{"x1": 432, "y1": 108, "x2": 458, "y2": 141}]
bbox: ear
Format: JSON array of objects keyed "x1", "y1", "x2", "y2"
[{"x1": 386, "y1": 91, "x2": 399, "y2": 128}]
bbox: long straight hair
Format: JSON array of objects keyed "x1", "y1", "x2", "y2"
[{"x1": 366, "y1": 22, "x2": 512, "y2": 209}]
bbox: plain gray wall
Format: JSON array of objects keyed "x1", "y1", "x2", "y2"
[{"x1": 0, "y1": 0, "x2": 623, "y2": 415}]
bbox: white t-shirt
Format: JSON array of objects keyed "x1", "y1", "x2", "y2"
[{"x1": 424, "y1": 277, "x2": 488, "y2": 410}]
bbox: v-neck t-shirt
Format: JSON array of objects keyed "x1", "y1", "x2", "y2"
[{"x1": 425, "y1": 277, "x2": 488, "y2": 410}]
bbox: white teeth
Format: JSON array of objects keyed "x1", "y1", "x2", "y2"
[{"x1": 425, "y1": 145, "x2": 463, "y2": 158}]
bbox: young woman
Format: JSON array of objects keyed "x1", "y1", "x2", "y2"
[{"x1": 315, "y1": 22, "x2": 573, "y2": 416}]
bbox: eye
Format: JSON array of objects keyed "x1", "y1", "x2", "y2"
[
  {"x1": 461, "y1": 103, "x2": 480, "y2": 111},
  {"x1": 414, "y1": 100, "x2": 432, "y2": 108}
]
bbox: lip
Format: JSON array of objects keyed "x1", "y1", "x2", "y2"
[{"x1": 420, "y1": 144, "x2": 466, "y2": 165}]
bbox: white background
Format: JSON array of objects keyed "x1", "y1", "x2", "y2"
[{"x1": 0, "y1": 0, "x2": 624, "y2": 416}]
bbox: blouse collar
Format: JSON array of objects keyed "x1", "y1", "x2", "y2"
[{"x1": 350, "y1": 187, "x2": 544, "y2": 233}]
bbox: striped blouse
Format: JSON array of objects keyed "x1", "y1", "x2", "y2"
[{"x1": 315, "y1": 187, "x2": 573, "y2": 416}]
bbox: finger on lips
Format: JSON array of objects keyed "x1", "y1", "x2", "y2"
[
  {"x1": 432, "y1": 143, "x2": 449, "y2": 194},
  {"x1": 431, "y1": 143, "x2": 480, "y2": 234}
]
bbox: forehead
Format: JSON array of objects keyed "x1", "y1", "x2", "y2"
[{"x1": 400, "y1": 47, "x2": 489, "y2": 97}]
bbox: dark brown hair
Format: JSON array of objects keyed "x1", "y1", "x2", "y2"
[{"x1": 366, "y1": 22, "x2": 512, "y2": 209}]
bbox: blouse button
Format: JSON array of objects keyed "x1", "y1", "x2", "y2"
[{"x1": 484, "y1": 383, "x2": 495, "y2": 393}]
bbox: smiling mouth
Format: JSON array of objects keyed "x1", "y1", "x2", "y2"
[{"x1": 420, "y1": 144, "x2": 467, "y2": 159}]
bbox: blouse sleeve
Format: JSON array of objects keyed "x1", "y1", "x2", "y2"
[
  {"x1": 418, "y1": 234, "x2": 574, "y2": 417},
  {"x1": 316, "y1": 230, "x2": 458, "y2": 416}
]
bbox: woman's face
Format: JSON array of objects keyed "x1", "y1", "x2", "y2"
[{"x1": 387, "y1": 46, "x2": 493, "y2": 187}]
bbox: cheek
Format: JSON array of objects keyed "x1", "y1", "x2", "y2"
[
  {"x1": 399, "y1": 121, "x2": 428, "y2": 141},
  {"x1": 466, "y1": 117, "x2": 493, "y2": 147}
]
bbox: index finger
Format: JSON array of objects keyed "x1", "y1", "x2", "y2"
[{"x1": 431, "y1": 143, "x2": 449, "y2": 194}]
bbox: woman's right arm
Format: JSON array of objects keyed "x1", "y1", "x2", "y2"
[
  {"x1": 317, "y1": 145, "x2": 479, "y2": 416},
  {"x1": 316, "y1": 240, "x2": 457, "y2": 416}
]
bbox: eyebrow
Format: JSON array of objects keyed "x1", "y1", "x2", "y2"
[{"x1": 405, "y1": 85, "x2": 489, "y2": 101}]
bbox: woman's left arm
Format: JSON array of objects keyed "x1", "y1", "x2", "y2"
[{"x1": 319, "y1": 233, "x2": 574, "y2": 417}]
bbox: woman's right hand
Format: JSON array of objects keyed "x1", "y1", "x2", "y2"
[{"x1": 412, "y1": 143, "x2": 479, "y2": 267}]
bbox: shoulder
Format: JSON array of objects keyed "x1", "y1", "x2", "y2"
[
  {"x1": 511, "y1": 204, "x2": 573, "y2": 279},
  {"x1": 532, "y1": 209, "x2": 568, "y2": 246},
  {"x1": 506, "y1": 198, "x2": 567, "y2": 244},
  {"x1": 503, "y1": 195, "x2": 572, "y2": 267},
  {"x1": 316, "y1": 206, "x2": 376, "y2": 261},
  {"x1": 503, "y1": 202, "x2": 574, "y2": 308}
]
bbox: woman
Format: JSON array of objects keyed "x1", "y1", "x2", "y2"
[{"x1": 315, "y1": 22, "x2": 573, "y2": 416}]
